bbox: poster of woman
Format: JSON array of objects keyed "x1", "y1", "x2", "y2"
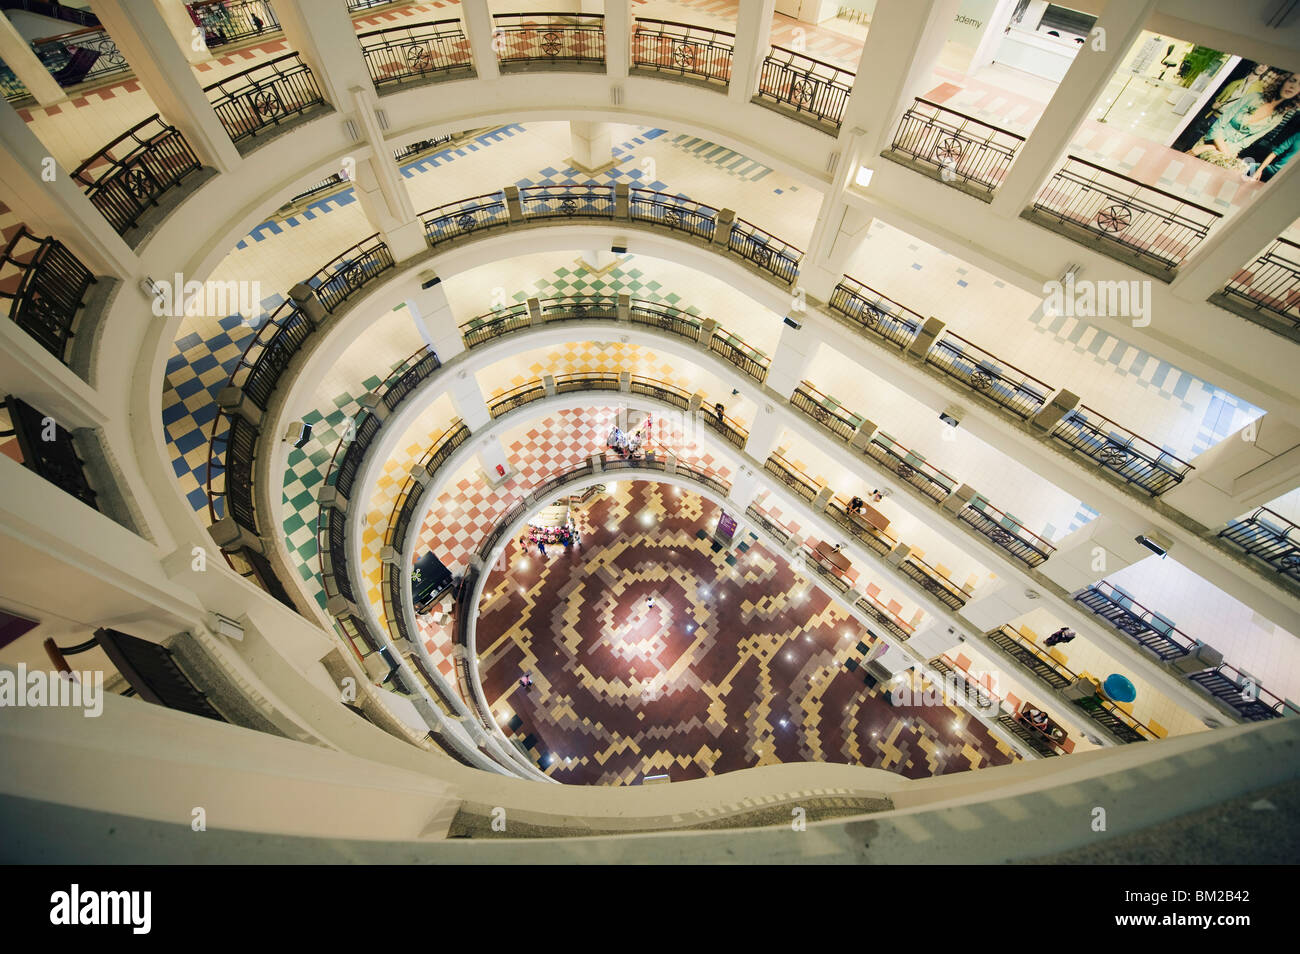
[{"x1": 1173, "y1": 60, "x2": 1300, "y2": 181}]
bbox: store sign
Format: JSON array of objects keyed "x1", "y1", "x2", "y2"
[{"x1": 717, "y1": 512, "x2": 737, "y2": 540}]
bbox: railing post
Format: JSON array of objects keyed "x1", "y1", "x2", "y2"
[
  {"x1": 812, "y1": 487, "x2": 832, "y2": 513},
  {"x1": 712, "y1": 209, "x2": 736, "y2": 247},
  {"x1": 289, "y1": 281, "x2": 326, "y2": 326},
  {"x1": 504, "y1": 186, "x2": 524, "y2": 224},
  {"x1": 1031, "y1": 389, "x2": 1080, "y2": 432},
  {"x1": 209, "y1": 517, "x2": 264, "y2": 554},
  {"x1": 527, "y1": 297, "x2": 543, "y2": 326},
  {"x1": 216, "y1": 389, "x2": 263, "y2": 428},
  {"x1": 614, "y1": 181, "x2": 630, "y2": 220},
  {"x1": 688, "y1": 392, "x2": 704, "y2": 415},
  {"x1": 618, "y1": 371, "x2": 632, "y2": 393},
  {"x1": 886, "y1": 542, "x2": 911, "y2": 568},
  {"x1": 906, "y1": 317, "x2": 944, "y2": 360},
  {"x1": 616, "y1": 294, "x2": 631, "y2": 321},
  {"x1": 942, "y1": 482, "x2": 977, "y2": 516},
  {"x1": 317, "y1": 483, "x2": 348, "y2": 514},
  {"x1": 542, "y1": 374, "x2": 557, "y2": 397},
  {"x1": 849, "y1": 418, "x2": 878, "y2": 450},
  {"x1": 699, "y1": 317, "x2": 718, "y2": 349}
]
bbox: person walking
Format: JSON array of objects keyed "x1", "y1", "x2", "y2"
[{"x1": 1045, "y1": 627, "x2": 1076, "y2": 647}]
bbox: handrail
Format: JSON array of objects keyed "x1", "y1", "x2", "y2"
[
  {"x1": 1218, "y1": 506, "x2": 1300, "y2": 583},
  {"x1": 357, "y1": 17, "x2": 473, "y2": 88},
  {"x1": 70, "y1": 114, "x2": 202, "y2": 237},
  {"x1": 890, "y1": 97, "x2": 1024, "y2": 193},
  {"x1": 755, "y1": 44, "x2": 854, "y2": 129},
  {"x1": 827, "y1": 275, "x2": 923, "y2": 350},
  {"x1": 304, "y1": 232, "x2": 395, "y2": 313},
  {"x1": 202, "y1": 51, "x2": 326, "y2": 144},
  {"x1": 492, "y1": 11, "x2": 606, "y2": 69},
  {"x1": 631, "y1": 17, "x2": 734, "y2": 86},
  {"x1": 924, "y1": 329, "x2": 1053, "y2": 420},
  {"x1": 1221, "y1": 236, "x2": 1300, "y2": 331},
  {"x1": 1048, "y1": 403, "x2": 1193, "y2": 496},
  {"x1": 0, "y1": 226, "x2": 96, "y2": 364},
  {"x1": 792, "y1": 380, "x2": 862, "y2": 442},
  {"x1": 910, "y1": 97, "x2": 1027, "y2": 143}
]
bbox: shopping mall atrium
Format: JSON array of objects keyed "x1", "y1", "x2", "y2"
[{"x1": 0, "y1": 0, "x2": 1298, "y2": 864}]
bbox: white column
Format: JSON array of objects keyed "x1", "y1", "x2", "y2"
[
  {"x1": 447, "y1": 369, "x2": 491, "y2": 432},
  {"x1": 0, "y1": 103, "x2": 136, "y2": 277},
  {"x1": 274, "y1": 0, "x2": 369, "y2": 106},
  {"x1": 728, "y1": 0, "x2": 776, "y2": 105},
  {"x1": 959, "y1": 578, "x2": 1048, "y2": 633},
  {"x1": 461, "y1": 0, "x2": 500, "y2": 82},
  {"x1": 1036, "y1": 516, "x2": 1167, "y2": 595},
  {"x1": 1173, "y1": 162, "x2": 1300, "y2": 302},
  {"x1": 570, "y1": 120, "x2": 614, "y2": 173},
  {"x1": 1160, "y1": 415, "x2": 1300, "y2": 529},
  {"x1": 746, "y1": 404, "x2": 784, "y2": 460},
  {"x1": 604, "y1": 0, "x2": 631, "y2": 80},
  {"x1": 348, "y1": 87, "x2": 425, "y2": 261},
  {"x1": 764, "y1": 316, "x2": 814, "y2": 398},
  {"x1": 402, "y1": 272, "x2": 464, "y2": 362},
  {"x1": 989, "y1": 0, "x2": 1157, "y2": 217},
  {"x1": 475, "y1": 435, "x2": 514, "y2": 484},
  {"x1": 0, "y1": 14, "x2": 66, "y2": 106},
  {"x1": 90, "y1": 0, "x2": 241, "y2": 172},
  {"x1": 843, "y1": 0, "x2": 960, "y2": 158},
  {"x1": 155, "y1": 0, "x2": 210, "y2": 66}
]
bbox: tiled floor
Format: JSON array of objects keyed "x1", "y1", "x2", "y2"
[{"x1": 476, "y1": 479, "x2": 1017, "y2": 784}]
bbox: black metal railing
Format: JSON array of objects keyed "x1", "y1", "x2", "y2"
[
  {"x1": 71, "y1": 115, "x2": 202, "y2": 237},
  {"x1": 1048, "y1": 404, "x2": 1192, "y2": 496},
  {"x1": 900, "y1": 554, "x2": 967, "y2": 609},
  {"x1": 306, "y1": 233, "x2": 394, "y2": 313},
  {"x1": 1220, "y1": 236, "x2": 1300, "y2": 332},
  {"x1": 3, "y1": 395, "x2": 97, "y2": 509},
  {"x1": 957, "y1": 498, "x2": 1055, "y2": 568},
  {"x1": 492, "y1": 12, "x2": 605, "y2": 71},
  {"x1": 461, "y1": 302, "x2": 531, "y2": 347},
  {"x1": 825, "y1": 497, "x2": 895, "y2": 558},
  {"x1": 1, "y1": 62, "x2": 29, "y2": 104},
  {"x1": 231, "y1": 299, "x2": 311, "y2": 412},
  {"x1": 1032, "y1": 156, "x2": 1221, "y2": 271},
  {"x1": 764, "y1": 453, "x2": 820, "y2": 503},
  {"x1": 206, "y1": 409, "x2": 258, "y2": 532},
  {"x1": 420, "y1": 192, "x2": 509, "y2": 245},
  {"x1": 924, "y1": 330, "x2": 1052, "y2": 420},
  {"x1": 33, "y1": 26, "x2": 128, "y2": 88},
  {"x1": 189, "y1": 0, "x2": 280, "y2": 48},
  {"x1": 729, "y1": 216, "x2": 801, "y2": 283},
  {"x1": 285, "y1": 172, "x2": 347, "y2": 206},
  {"x1": 631, "y1": 18, "x2": 733, "y2": 86},
  {"x1": 358, "y1": 18, "x2": 473, "y2": 88},
  {"x1": 382, "y1": 347, "x2": 442, "y2": 412},
  {"x1": 538, "y1": 295, "x2": 618, "y2": 323},
  {"x1": 204, "y1": 51, "x2": 325, "y2": 144},
  {"x1": 489, "y1": 381, "x2": 546, "y2": 418},
  {"x1": 1074, "y1": 580, "x2": 1196, "y2": 662},
  {"x1": 1218, "y1": 507, "x2": 1300, "y2": 584},
  {"x1": 755, "y1": 45, "x2": 852, "y2": 129},
  {"x1": 518, "y1": 183, "x2": 615, "y2": 220},
  {"x1": 0, "y1": 227, "x2": 96, "y2": 363},
  {"x1": 2, "y1": 0, "x2": 99, "y2": 28},
  {"x1": 629, "y1": 189, "x2": 718, "y2": 239},
  {"x1": 865, "y1": 431, "x2": 957, "y2": 503},
  {"x1": 708, "y1": 332, "x2": 768, "y2": 382},
  {"x1": 628, "y1": 298, "x2": 701, "y2": 339},
  {"x1": 1186, "y1": 662, "x2": 1297, "y2": 722},
  {"x1": 393, "y1": 134, "x2": 454, "y2": 163},
  {"x1": 791, "y1": 381, "x2": 861, "y2": 443},
  {"x1": 889, "y1": 98, "x2": 1024, "y2": 194},
  {"x1": 828, "y1": 275, "x2": 923, "y2": 350}
]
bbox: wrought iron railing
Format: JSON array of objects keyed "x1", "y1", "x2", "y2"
[
  {"x1": 284, "y1": 172, "x2": 347, "y2": 206},
  {"x1": 729, "y1": 216, "x2": 801, "y2": 283},
  {"x1": 518, "y1": 183, "x2": 615, "y2": 219},
  {"x1": 205, "y1": 409, "x2": 258, "y2": 532},
  {"x1": 791, "y1": 381, "x2": 861, "y2": 443},
  {"x1": 3, "y1": 395, "x2": 97, "y2": 510},
  {"x1": 1218, "y1": 507, "x2": 1300, "y2": 585},
  {"x1": 203, "y1": 51, "x2": 325, "y2": 144},
  {"x1": 707, "y1": 332, "x2": 768, "y2": 382},
  {"x1": 629, "y1": 189, "x2": 718, "y2": 239},
  {"x1": 1073, "y1": 580, "x2": 1196, "y2": 662},
  {"x1": 1032, "y1": 156, "x2": 1221, "y2": 271},
  {"x1": 764, "y1": 453, "x2": 820, "y2": 503},
  {"x1": 393, "y1": 134, "x2": 454, "y2": 163},
  {"x1": 1048, "y1": 404, "x2": 1192, "y2": 496},
  {"x1": 1185, "y1": 660, "x2": 1298, "y2": 722},
  {"x1": 828, "y1": 275, "x2": 923, "y2": 350},
  {"x1": 924, "y1": 330, "x2": 1052, "y2": 420},
  {"x1": 1220, "y1": 236, "x2": 1300, "y2": 333},
  {"x1": 381, "y1": 346, "x2": 442, "y2": 412},
  {"x1": 825, "y1": 497, "x2": 895, "y2": 557},
  {"x1": 889, "y1": 98, "x2": 1024, "y2": 194},
  {"x1": 899, "y1": 553, "x2": 968, "y2": 609},
  {"x1": 420, "y1": 192, "x2": 509, "y2": 245},
  {"x1": 358, "y1": 18, "x2": 473, "y2": 88},
  {"x1": 628, "y1": 298, "x2": 701, "y2": 339},
  {"x1": 492, "y1": 12, "x2": 605, "y2": 71},
  {"x1": 865, "y1": 432, "x2": 957, "y2": 503},
  {"x1": 755, "y1": 45, "x2": 853, "y2": 129},
  {"x1": 1, "y1": 62, "x2": 30, "y2": 103},
  {"x1": 4, "y1": 0, "x2": 99, "y2": 28},
  {"x1": 631, "y1": 18, "x2": 733, "y2": 86},
  {"x1": 305, "y1": 233, "x2": 394, "y2": 313},
  {"x1": 189, "y1": 0, "x2": 280, "y2": 48},
  {"x1": 71, "y1": 115, "x2": 202, "y2": 237},
  {"x1": 460, "y1": 302, "x2": 531, "y2": 347},
  {"x1": 0, "y1": 226, "x2": 96, "y2": 363},
  {"x1": 957, "y1": 497, "x2": 1055, "y2": 568},
  {"x1": 538, "y1": 295, "x2": 618, "y2": 323},
  {"x1": 33, "y1": 26, "x2": 128, "y2": 88},
  {"x1": 229, "y1": 299, "x2": 310, "y2": 413}
]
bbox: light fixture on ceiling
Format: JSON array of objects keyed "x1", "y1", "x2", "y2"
[{"x1": 854, "y1": 165, "x2": 874, "y2": 188}]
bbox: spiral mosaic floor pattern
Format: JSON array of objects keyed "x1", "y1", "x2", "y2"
[{"x1": 476, "y1": 481, "x2": 1017, "y2": 785}]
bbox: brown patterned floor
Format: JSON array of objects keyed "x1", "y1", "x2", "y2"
[{"x1": 476, "y1": 481, "x2": 1017, "y2": 785}]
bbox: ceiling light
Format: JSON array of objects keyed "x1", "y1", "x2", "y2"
[{"x1": 854, "y1": 165, "x2": 874, "y2": 188}]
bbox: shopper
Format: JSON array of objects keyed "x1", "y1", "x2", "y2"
[{"x1": 1045, "y1": 627, "x2": 1076, "y2": 646}]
